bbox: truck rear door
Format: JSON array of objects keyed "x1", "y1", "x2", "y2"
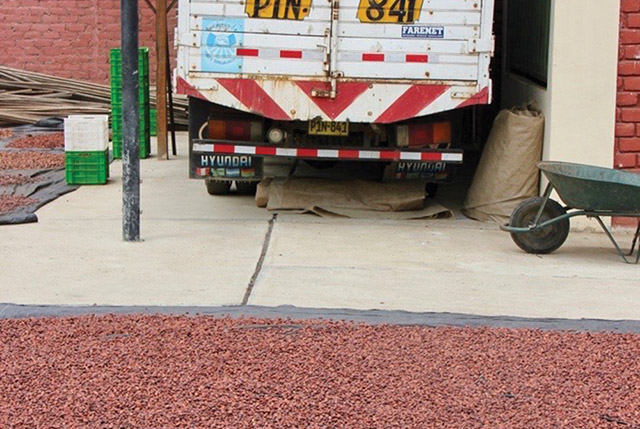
[
  {"x1": 186, "y1": 0, "x2": 331, "y2": 77},
  {"x1": 178, "y1": 0, "x2": 493, "y2": 122},
  {"x1": 335, "y1": 0, "x2": 484, "y2": 81}
]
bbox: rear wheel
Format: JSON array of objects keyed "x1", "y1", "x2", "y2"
[
  {"x1": 236, "y1": 181, "x2": 258, "y2": 195},
  {"x1": 426, "y1": 183, "x2": 439, "y2": 198},
  {"x1": 205, "y1": 179, "x2": 232, "y2": 195},
  {"x1": 509, "y1": 197, "x2": 570, "y2": 254}
]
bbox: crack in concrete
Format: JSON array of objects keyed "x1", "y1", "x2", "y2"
[{"x1": 242, "y1": 214, "x2": 277, "y2": 305}]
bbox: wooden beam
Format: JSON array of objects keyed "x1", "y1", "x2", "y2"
[
  {"x1": 168, "y1": 0, "x2": 177, "y2": 11},
  {"x1": 143, "y1": 0, "x2": 156, "y2": 14},
  {"x1": 156, "y1": 0, "x2": 168, "y2": 159}
]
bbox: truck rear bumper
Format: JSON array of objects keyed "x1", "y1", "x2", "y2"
[
  {"x1": 190, "y1": 139, "x2": 463, "y2": 181},
  {"x1": 193, "y1": 140, "x2": 461, "y2": 163}
]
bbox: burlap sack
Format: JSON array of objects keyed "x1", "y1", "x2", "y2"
[
  {"x1": 463, "y1": 105, "x2": 544, "y2": 222},
  {"x1": 255, "y1": 177, "x2": 273, "y2": 208},
  {"x1": 255, "y1": 177, "x2": 453, "y2": 219}
]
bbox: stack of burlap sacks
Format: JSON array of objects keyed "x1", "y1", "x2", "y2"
[{"x1": 463, "y1": 105, "x2": 545, "y2": 223}]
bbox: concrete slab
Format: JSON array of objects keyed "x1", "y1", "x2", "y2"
[
  {"x1": 1, "y1": 132, "x2": 638, "y2": 321},
  {"x1": 0, "y1": 134, "x2": 269, "y2": 306},
  {"x1": 249, "y1": 219, "x2": 640, "y2": 319}
]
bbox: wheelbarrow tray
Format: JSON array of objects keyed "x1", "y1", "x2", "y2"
[{"x1": 539, "y1": 162, "x2": 640, "y2": 212}]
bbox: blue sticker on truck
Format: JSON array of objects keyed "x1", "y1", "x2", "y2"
[
  {"x1": 201, "y1": 18, "x2": 244, "y2": 73},
  {"x1": 401, "y1": 26, "x2": 445, "y2": 38}
]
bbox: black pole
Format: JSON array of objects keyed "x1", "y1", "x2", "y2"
[
  {"x1": 122, "y1": 0, "x2": 140, "y2": 241},
  {"x1": 166, "y1": 29, "x2": 177, "y2": 156}
]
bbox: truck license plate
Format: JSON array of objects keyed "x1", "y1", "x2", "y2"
[{"x1": 308, "y1": 121, "x2": 349, "y2": 136}]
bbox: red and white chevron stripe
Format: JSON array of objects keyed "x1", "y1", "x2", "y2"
[
  {"x1": 178, "y1": 77, "x2": 490, "y2": 124},
  {"x1": 192, "y1": 141, "x2": 463, "y2": 165}
]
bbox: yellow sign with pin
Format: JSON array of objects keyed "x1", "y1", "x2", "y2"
[{"x1": 245, "y1": 0, "x2": 313, "y2": 20}]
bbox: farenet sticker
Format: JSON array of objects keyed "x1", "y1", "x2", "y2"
[{"x1": 401, "y1": 26, "x2": 445, "y2": 38}]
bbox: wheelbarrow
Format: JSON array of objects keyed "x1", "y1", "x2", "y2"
[{"x1": 500, "y1": 162, "x2": 640, "y2": 264}]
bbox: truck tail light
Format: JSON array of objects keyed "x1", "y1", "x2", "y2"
[
  {"x1": 207, "y1": 120, "x2": 263, "y2": 141},
  {"x1": 397, "y1": 121, "x2": 451, "y2": 148}
]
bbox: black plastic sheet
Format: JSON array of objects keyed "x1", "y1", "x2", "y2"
[{"x1": 0, "y1": 124, "x2": 77, "y2": 224}]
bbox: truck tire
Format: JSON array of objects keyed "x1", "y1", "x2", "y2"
[
  {"x1": 236, "y1": 181, "x2": 258, "y2": 195},
  {"x1": 509, "y1": 197, "x2": 570, "y2": 254},
  {"x1": 426, "y1": 183, "x2": 439, "y2": 198},
  {"x1": 205, "y1": 179, "x2": 232, "y2": 195}
]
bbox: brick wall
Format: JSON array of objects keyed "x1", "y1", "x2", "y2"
[
  {"x1": 0, "y1": 0, "x2": 177, "y2": 84},
  {"x1": 617, "y1": 0, "x2": 640, "y2": 170},
  {"x1": 617, "y1": 0, "x2": 640, "y2": 226}
]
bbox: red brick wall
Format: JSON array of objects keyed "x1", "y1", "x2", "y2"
[
  {"x1": 617, "y1": 0, "x2": 640, "y2": 170},
  {"x1": 617, "y1": 0, "x2": 640, "y2": 227},
  {"x1": 0, "y1": 0, "x2": 177, "y2": 84}
]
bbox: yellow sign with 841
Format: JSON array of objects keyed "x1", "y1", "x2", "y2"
[{"x1": 357, "y1": 0, "x2": 424, "y2": 23}]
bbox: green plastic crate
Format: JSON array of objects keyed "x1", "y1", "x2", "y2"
[
  {"x1": 110, "y1": 48, "x2": 150, "y2": 73},
  {"x1": 112, "y1": 119, "x2": 150, "y2": 134},
  {"x1": 110, "y1": 47, "x2": 150, "y2": 107},
  {"x1": 111, "y1": 107, "x2": 149, "y2": 132},
  {"x1": 110, "y1": 88, "x2": 149, "y2": 106},
  {"x1": 109, "y1": 47, "x2": 151, "y2": 161},
  {"x1": 112, "y1": 138, "x2": 150, "y2": 159},
  {"x1": 110, "y1": 88, "x2": 150, "y2": 106},
  {"x1": 109, "y1": 71, "x2": 149, "y2": 89},
  {"x1": 111, "y1": 107, "x2": 151, "y2": 142},
  {"x1": 109, "y1": 62, "x2": 149, "y2": 76},
  {"x1": 65, "y1": 150, "x2": 110, "y2": 185},
  {"x1": 112, "y1": 121, "x2": 148, "y2": 136},
  {"x1": 110, "y1": 77, "x2": 150, "y2": 91},
  {"x1": 150, "y1": 109, "x2": 157, "y2": 136},
  {"x1": 112, "y1": 129, "x2": 150, "y2": 143},
  {"x1": 112, "y1": 128, "x2": 151, "y2": 160}
]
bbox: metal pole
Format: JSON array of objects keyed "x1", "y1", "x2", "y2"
[
  {"x1": 166, "y1": 29, "x2": 177, "y2": 156},
  {"x1": 156, "y1": 0, "x2": 168, "y2": 159},
  {"x1": 122, "y1": 0, "x2": 141, "y2": 241}
]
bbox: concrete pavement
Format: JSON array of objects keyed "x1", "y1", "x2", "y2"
[
  {"x1": 1, "y1": 134, "x2": 638, "y2": 320},
  {"x1": 250, "y1": 217, "x2": 639, "y2": 319}
]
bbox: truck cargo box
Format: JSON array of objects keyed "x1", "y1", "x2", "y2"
[{"x1": 177, "y1": 0, "x2": 494, "y2": 124}]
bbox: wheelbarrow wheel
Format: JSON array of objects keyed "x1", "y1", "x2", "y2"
[{"x1": 509, "y1": 197, "x2": 570, "y2": 254}]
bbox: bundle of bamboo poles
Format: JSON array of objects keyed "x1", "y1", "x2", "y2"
[{"x1": 0, "y1": 66, "x2": 188, "y2": 127}]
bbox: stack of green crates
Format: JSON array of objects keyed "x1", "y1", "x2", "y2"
[
  {"x1": 110, "y1": 47, "x2": 151, "y2": 159},
  {"x1": 64, "y1": 115, "x2": 110, "y2": 185}
]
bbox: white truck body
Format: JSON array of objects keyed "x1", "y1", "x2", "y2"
[{"x1": 177, "y1": 0, "x2": 494, "y2": 124}]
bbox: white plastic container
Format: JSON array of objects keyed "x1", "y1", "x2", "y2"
[{"x1": 64, "y1": 115, "x2": 109, "y2": 152}]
